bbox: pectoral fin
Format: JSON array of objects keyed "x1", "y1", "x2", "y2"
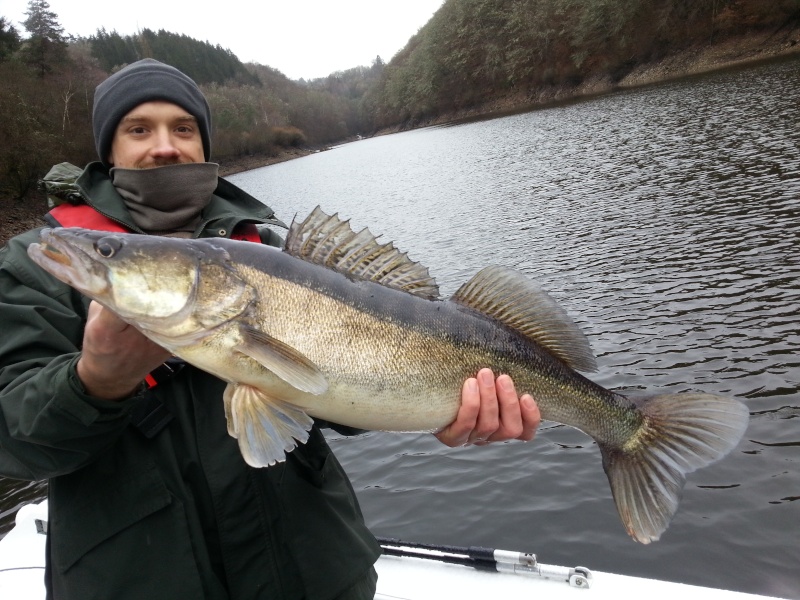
[
  {"x1": 235, "y1": 324, "x2": 328, "y2": 395},
  {"x1": 223, "y1": 383, "x2": 314, "y2": 467}
]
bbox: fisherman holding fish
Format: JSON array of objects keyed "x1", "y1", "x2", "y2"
[{"x1": 0, "y1": 59, "x2": 540, "y2": 600}]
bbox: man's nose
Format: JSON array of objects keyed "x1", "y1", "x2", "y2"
[{"x1": 150, "y1": 130, "x2": 181, "y2": 157}]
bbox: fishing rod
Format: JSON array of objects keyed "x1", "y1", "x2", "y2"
[{"x1": 376, "y1": 537, "x2": 593, "y2": 588}]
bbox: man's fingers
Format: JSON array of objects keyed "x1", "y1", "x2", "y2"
[
  {"x1": 435, "y1": 371, "x2": 541, "y2": 447},
  {"x1": 468, "y1": 368, "x2": 499, "y2": 443},
  {"x1": 434, "y1": 377, "x2": 480, "y2": 447},
  {"x1": 92, "y1": 303, "x2": 130, "y2": 333},
  {"x1": 518, "y1": 394, "x2": 540, "y2": 442},
  {"x1": 486, "y1": 374, "x2": 524, "y2": 442},
  {"x1": 79, "y1": 301, "x2": 172, "y2": 400}
]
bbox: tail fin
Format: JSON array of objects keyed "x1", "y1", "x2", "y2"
[{"x1": 599, "y1": 393, "x2": 749, "y2": 544}]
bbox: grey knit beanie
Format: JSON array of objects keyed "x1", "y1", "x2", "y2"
[{"x1": 93, "y1": 58, "x2": 212, "y2": 166}]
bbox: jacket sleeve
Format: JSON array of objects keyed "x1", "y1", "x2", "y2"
[{"x1": 0, "y1": 231, "x2": 143, "y2": 481}]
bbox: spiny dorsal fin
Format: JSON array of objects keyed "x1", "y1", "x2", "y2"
[
  {"x1": 451, "y1": 266, "x2": 597, "y2": 372},
  {"x1": 285, "y1": 206, "x2": 440, "y2": 300}
]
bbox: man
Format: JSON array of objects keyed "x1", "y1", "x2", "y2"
[{"x1": 0, "y1": 59, "x2": 539, "y2": 599}]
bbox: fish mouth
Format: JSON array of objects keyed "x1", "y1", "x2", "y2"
[
  {"x1": 39, "y1": 236, "x2": 74, "y2": 266},
  {"x1": 28, "y1": 228, "x2": 111, "y2": 298}
]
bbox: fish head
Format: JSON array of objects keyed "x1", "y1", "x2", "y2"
[{"x1": 28, "y1": 228, "x2": 253, "y2": 343}]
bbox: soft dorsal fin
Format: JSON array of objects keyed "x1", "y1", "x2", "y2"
[
  {"x1": 286, "y1": 206, "x2": 440, "y2": 299},
  {"x1": 451, "y1": 266, "x2": 597, "y2": 372}
]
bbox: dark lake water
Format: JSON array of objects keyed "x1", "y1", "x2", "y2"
[{"x1": 2, "y1": 56, "x2": 798, "y2": 598}]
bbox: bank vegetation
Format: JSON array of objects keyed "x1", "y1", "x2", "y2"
[
  {"x1": 1, "y1": 0, "x2": 799, "y2": 205},
  {"x1": 364, "y1": 0, "x2": 800, "y2": 128}
]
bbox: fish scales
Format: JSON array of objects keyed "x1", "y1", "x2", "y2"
[
  {"x1": 232, "y1": 245, "x2": 623, "y2": 435},
  {"x1": 27, "y1": 206, "x2": 750, "y2": 544}
]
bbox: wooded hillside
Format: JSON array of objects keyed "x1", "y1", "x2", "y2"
[
  {"x1": 0, "y1": 0, "x2": 379, "y2": 201},
  {"x1": 362, "y1": 0, "x2": 800, "y2": 128},
  {"x1": 2, "y1": 0, "x2": 799, "y2": 203}
]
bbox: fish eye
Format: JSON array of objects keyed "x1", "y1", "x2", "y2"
[{"x1": 95, "y1": 237, "x2": 123, "y2": 258}]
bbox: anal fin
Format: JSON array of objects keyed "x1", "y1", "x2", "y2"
[{"x1": 223, "y1": 383, "x2": 314, "y2": 467}]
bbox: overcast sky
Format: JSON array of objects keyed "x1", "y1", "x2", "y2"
[{"x1": 2, "y1": 0, "x2": 444, "y2": 80}]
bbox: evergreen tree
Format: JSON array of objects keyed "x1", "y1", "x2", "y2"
[
  {"x1": 87, "y1": 28, "x2": 259, "y2": 86},
  {"x1": 21, "y1": 0, "x2": 68, "y2": 77},
  {"x1": 0, "y1": 17, "x2": 22, "y2": 61},
  {"x1": 89, "y1": 28, "x2": 138, "y2": 71}
]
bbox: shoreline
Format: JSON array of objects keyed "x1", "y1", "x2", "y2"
[
  {"x1": 0, "y1": 147, "x2": 322, "y2": 247},
  {"x1": 2, "y1": 27, "x2": 798, "y2": 246},
  {"x1": 374, "y1": 25, "x2": 800, "y2": 133},
  {"x1": 217, "y1": 146, "x2": 323, "y2": 177}
]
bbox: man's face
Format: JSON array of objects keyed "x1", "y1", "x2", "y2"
[{"x1": 108, "y1": 101, "x2": 205, "y2": 169}]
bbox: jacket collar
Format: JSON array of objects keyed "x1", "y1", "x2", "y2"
[{"x1": 74, "y1": 162, "x2": 286, "y2": 237}]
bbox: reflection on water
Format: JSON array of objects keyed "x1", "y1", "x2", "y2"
[
  {"x1": 2, "y1": 57, "x2": 798, "y2": 598},
  {"x1": 230, "y1": 56, "x2": 799, "y2": 599}
]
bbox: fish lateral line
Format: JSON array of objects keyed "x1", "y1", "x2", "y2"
[{"x1": 25, "y1": 214, "x2": 750, "y2": 546}]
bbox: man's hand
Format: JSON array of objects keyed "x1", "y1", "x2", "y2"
[
  {"x1": 435, "y1": 368, "x2": 540, "y2": 447},
  {"x1": 77, "y1": 301, "x2": 172, "y2": 401}
]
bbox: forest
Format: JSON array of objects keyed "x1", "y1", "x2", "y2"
[
  {"x1": 363, "y1": 0, "x2": 800, "y2": 128},
  {"x1": 0, "y1": 0, "x2": 385, "y2": 201},
  {"x1": 1, "y1": 0, "x2": 798, "y2": 202}
]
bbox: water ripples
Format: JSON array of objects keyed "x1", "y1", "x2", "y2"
[
  {"x1": 1, "y1": 57, "x2": 796, "y2": 598},
  {"x1": 230, "y1": 56, "x2": 800, "y2": 597}
]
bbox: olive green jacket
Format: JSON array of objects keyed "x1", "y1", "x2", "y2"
[{"x1": 0, "y1": 163, "x2": 380, "y2": 599}]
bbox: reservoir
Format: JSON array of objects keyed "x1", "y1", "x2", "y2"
[{"x1": 2, "y1": 55, "x2": 798, "y2": 598}]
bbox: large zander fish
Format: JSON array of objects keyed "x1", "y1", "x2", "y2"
[{"x1": 27, "y1": 207, "x2": 749, "y2": 544}]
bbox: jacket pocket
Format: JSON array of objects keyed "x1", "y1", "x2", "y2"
[
  {"x1": 49, "y1": 466, "x2": 206, "y2": 599},
  {"x1": 52, "y1": 466, "x2": 171, "y2": 573},
  {"x1": 275, "y1": 429, "x2": 380, "y2": 600},
  {"x1": 284, "y1": 427, "x2": 335, "y2": 487}
]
